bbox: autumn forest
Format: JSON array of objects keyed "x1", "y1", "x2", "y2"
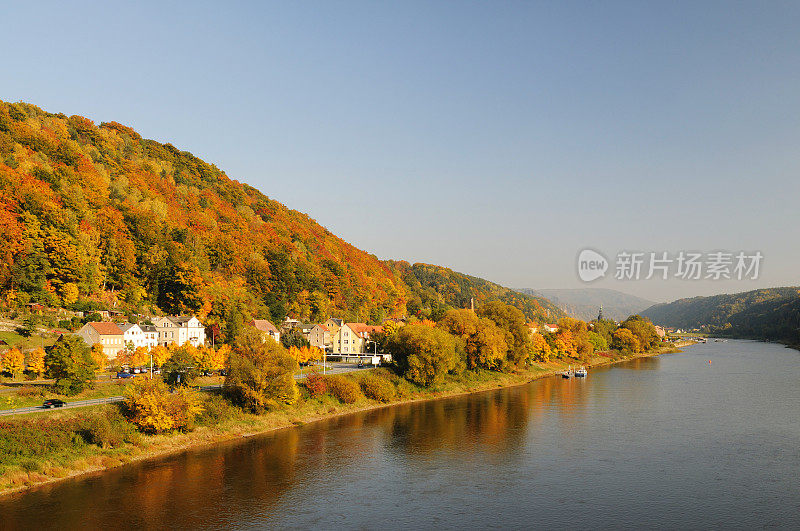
[{"x1": 0, "y1": 100, "x2": 562, "y2": 341}]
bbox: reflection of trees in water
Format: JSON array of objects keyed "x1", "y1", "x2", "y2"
[
  {"x1": 1, "y1": 366, "x2": 670, "y2": 527},
  {"x1": 384, "y1": 389, "x2": 533, "y2": 458}
]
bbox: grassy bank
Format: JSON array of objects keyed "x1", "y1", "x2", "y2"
[{"x1": 0, "y1": 346, "x2": 683, "y2": 497}]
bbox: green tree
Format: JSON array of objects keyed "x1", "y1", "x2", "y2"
[
  {"x1": 621, "y1": 315, "x2": 660, "y2": 352},
  {"x1": 477, "y1": 301, "x2": 534, "y2": 367},
  {"x1": 388, "y1": 323, "x2": 460, "y2": 387},
  {"x1": 592, "y1": 319, "x2": 618, "y2": 345},
  {"x1": 44, "y1": 335, "x2": 98, "y2": 395},
  {"x1": 587, "y1": 330, "x2": 608, "y2": 352},
  {"x1": 281, "y1": 327, "x2": 310, "y2": 349},
  {"x1": 162, "y1": 344, "x2": 201, "y2": 386},
  {"x1": 611, "y1": 327, "x2": 640, "y2": 354},
  {"x1": 439, "y1": 309, "x2": 506, "y2": 370},
  {"x1": 224, "y1": 330, "x2": 299, "y2": 413},
  {"x1": 17, "y1": 314, "x2": 39, "y2": 338}
]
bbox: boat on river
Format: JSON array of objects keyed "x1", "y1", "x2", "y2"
[{"x1": 574, "y1": 366, "x2": 587, "y2": 377}]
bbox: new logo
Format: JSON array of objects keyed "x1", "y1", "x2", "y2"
[{"x1": 577, "y1": 249, "x2": 608, "y2": 282}]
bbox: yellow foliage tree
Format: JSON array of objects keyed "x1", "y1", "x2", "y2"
[
  {"x1": 216, "y1": 344, "x2": 231, "y2": 368},
  {"x1": 115, "y1": 347, "x2": 131, "y2": 368},
  {"x1": 27, "y1": 346, "x2": 46, "y2": 377},
  {"x1": 131, "y1": 346, "x2": 149, "y2": 367},
  {"x1": 2, "y1": 348, "x2": 25, "y2": 378},
  {"x1": 530, "y1": 333, "x2": 551, "y2": 362},
  {"x1": 124, "y1": 378, "x2": 204, "y2": 434},
  {"x1": 150, "y1": 345, "x2": 171, "y2": 367},
  {"x1": 90, "y1": 343, "x2": 107, "y2": 372},
  {"x1": 208, "y1": 346, "x2": 226, "y2": 372},
  {"x1": 61, "y1": 282, "x2": 79, "y2": 305},
  {"x1": 195, "y1": 345, "x2": 225, "y2": 373}
]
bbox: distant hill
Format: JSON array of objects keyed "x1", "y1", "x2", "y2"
[
  {"x1": 642, "y1": 287, "x2": 800, "y2": 343},
  {"x1": 518, "y1": 288, "x2": 655, "y2": 322},
  {"x1": 0, "y1": 99, "x2": 560, "y2": 338},
  {"x1": 395, "y1": 263, "x2": 566, "y2": 323}
]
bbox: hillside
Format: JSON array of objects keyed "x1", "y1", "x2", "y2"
[
  {"x1": 642, "y1": 287, "x2": 800, "y2": 343},
  {"x1": 518, "y1": 288, "x2": 654, "y2": 322},
  {"x1": 395, "y1": 263, "x2": 564, "y2": 323},
  {"x1": 0, "y1": 100, "x2": 558, "y2": 338}
]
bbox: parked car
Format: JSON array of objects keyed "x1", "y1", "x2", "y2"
[
  {"x1": 42, "y1": 399, "x2": 66, "y2": 409},
  {"x1": 116, "y1": 372, "x2": 135, "y2": 379}
]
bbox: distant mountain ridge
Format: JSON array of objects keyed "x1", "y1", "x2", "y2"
[
  {"x1": 518, "y1": 288, "x2": 656, "y2": 322},
  {"x1": 642, "y1": 287, "x2": 800, "y2": 343}
]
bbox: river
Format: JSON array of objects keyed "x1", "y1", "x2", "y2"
[{"x1": 1, "y1": 340, "x2": 798, "y2": 529}]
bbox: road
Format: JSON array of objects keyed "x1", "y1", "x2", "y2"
[{"x1": 0, "y1": 363, "x2": 373, "y2": 417}]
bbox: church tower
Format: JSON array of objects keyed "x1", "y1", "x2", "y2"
[{"x1": 597, "y1": 304, "x2": 604, "y2": 321}]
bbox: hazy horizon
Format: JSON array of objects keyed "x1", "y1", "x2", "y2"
[{"x1": 3, "y1": 1, "x2": 798, "y2": 302}]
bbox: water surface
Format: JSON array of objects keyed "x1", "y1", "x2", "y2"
[{"x1": 2, "y1": 340, "x2": 798, "y2": 529}]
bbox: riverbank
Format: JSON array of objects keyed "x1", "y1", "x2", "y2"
[{"x1": 0, "y1": 344, "x2": 687, "y2": 498}]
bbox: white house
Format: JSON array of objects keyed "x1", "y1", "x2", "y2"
[
  {"x1": 151, "y1": 316, "x2": 206, "y2": 347},
  {"x1": 118, "y1": 323, "x2": 148, "y2": 350},
  {"x1": 141, "y1": 324, "x2": 158, "y2": 348}
]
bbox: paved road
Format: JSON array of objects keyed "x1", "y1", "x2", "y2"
[{"x1": 0, "y1": 364, "x2": 374, "y2": 417}]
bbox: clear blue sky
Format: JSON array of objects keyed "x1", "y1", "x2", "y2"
[{"x1": 3, "y1": 1, "x2": 799, "y2": 301}]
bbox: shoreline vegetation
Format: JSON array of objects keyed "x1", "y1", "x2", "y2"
[{"x1": 0, "y1": 342, "x2": 689, "y2": 499}]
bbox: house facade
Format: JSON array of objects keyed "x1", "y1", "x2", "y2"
[
  {"x1": 77, "y1": 322, "x2": 124, "y2": 360},
  {"x1": 252, "y1": 319, "x2": 281, "y2": 343},
  {"x1": 118, "y1": 323, "x2": 150, "y2": 350},
  {"x1": 308, "y1": 324, "x2": 331, "y2": 350},
  {"x1": 141, "y1": 325, "x2": 158, "y2": 348},
  {"x1": 151, "y1": 316, "x2": 206, "y2": 347},
  {"x1": 333, "y1": 323, "x2": 382, "y2": 354}
]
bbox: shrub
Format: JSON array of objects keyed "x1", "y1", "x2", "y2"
[
  {"x1": 360, "y1": 374, "x2": 396, "y2": 403},
  {"x1": 77, "y1": 407, "x2": 139, "y2": 449},
  {"x1": 304, "y1": 373, "x2": 327, "y2": 398},
  {"x1": 123, "y1": 378, "x2": 204, "y2": 434},
  {"x1": 196, "y1": 394, "x2": 243, "y2": 426},
  {"x1": 324, "y1": 376, "x2": 361, "y2": 404},
  {"x1": 15, "y1": 386, "x2": 47, "y2": 398}
]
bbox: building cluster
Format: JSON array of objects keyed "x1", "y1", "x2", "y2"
[
  {"x1": 251, "y1": 317, "x2": 385, "y2": 354},
  {"x1": 77, "y1": 316, "x2": 205, "y2": 360}
]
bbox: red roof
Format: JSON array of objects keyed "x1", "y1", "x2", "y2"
[
  {"x1": 88, "y1": 322, "x2": 123, "y2": 335},
  {"x1": 252, "y1": 319, "x2": 279, "y2": 334},
  {"x1": 346, "y1": 323, "x2": 383, "y2": 338},
  {"x1": 316, "y1": 324, "x2": 330, "y2": 332}
]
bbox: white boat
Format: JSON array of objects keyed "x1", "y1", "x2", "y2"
[{"x1": 574, "y1": 366, "x2": 587, "y2": 377}]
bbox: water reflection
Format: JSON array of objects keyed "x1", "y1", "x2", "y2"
[{"x1": 2, "y1": 344, "x2": 798, "y2": 530}]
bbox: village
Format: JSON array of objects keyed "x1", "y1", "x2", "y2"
[{"x1": 73, "y1": 315, "x2": 394, "y2": 369}]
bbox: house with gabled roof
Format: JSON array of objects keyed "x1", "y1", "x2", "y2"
[
  {"x1": 151, "y1": 316, "x2": 206, "y2": 347},
  {"x1": 251, "y1": 319, "x2": 281, "y2": 343},
  {"x1": 77, "y1": 321, "x2": 124, "y2": 360},
  {"x1": 333, "y1": 323, "x2": 383, "y2": 354},
  {"x1": 308, "y1": 324, "x2": 331, "y2": 350}
]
